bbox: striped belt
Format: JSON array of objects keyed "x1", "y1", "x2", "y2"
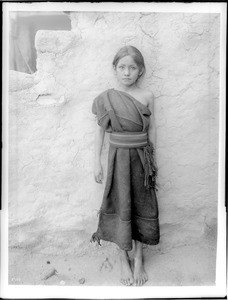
[{"x1": 109, "y1": 132, "x2": 148, "y2": 148}]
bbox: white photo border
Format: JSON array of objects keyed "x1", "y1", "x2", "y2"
[{"x1": 1, "y1": 2, "x2": 227, "y2": 299}]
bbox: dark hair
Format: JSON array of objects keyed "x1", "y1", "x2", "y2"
[{"x1": 112, "y1": 46, "x2": 146, "y2": 76}]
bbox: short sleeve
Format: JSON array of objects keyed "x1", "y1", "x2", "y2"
[
  {"x1": 92, "y1": 92, "x2": 110, "y2": 130},
  {"x1": 92, "y1": 95, "x2": 106, "y2": 118}
]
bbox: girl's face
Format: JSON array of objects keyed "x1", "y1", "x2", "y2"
[{"x1": 115, "y1": 55, "x2": 142, "y2": 87}]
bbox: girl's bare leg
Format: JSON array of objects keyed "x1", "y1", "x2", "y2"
[
  {"x1": 119, "y1": 249, "x2": 134, "y2": 286},
  {"x1": 134, "y1": 241, "x2": 148, "y2": 286}
]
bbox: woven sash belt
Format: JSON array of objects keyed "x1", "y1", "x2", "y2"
[
  {"x1": 110, "y1": 131, "x2": 148, "y2": 148},
  {"x1": 109, "y1": 132, "x2": 157, "y2": 190}
]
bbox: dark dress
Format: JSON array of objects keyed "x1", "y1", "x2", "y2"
[{"x1": 91, "y1": 88, "x2": 159, "y2": 251}]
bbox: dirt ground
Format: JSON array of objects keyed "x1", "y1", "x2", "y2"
[{"x1": 9, "y1": 240, "x2": 216, "y2": 287}]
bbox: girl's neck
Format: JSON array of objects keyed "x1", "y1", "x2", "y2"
[{"x1": 115, "y1": 83, "x2": 139, "y2": 93}]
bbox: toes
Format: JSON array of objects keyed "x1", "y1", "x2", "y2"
[
  {"x1": 134, "y1": 277, "x2": 147, "y2": 286},
  {"x1": 141, "y1": 276, "x2": 148, "y2": 285},
  {"x1": 121, "y1": 277, "x2": 134, "y2": 286},
  {"x1": 122, "y1": 279, "x2": 129, "y2": 286}
]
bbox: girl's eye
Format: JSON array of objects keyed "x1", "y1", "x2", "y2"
[{"x1": 119, "y1": 66, "x2": 124, "y2": 69}]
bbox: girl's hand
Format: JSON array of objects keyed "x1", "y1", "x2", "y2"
[{"x1": 94, "y1": 162, "x2": 103, "y2": 184}]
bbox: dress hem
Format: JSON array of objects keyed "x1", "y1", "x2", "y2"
[
  {"x1": 90, "y1": 232, "x2": 160, "y2": 251},
  {"x1": 100, "y1": 211, "x2": 159, "y2": 222}
]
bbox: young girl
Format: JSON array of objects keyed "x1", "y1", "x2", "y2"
[{"x1": 91, "y1": 46, "x2": 159, "y2": 286}]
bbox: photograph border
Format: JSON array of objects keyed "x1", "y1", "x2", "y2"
[{"x1": 1, "y1": 2, "x2": 227, "y2": 299}]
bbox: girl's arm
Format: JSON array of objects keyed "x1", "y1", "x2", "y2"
[{"x1": 94, "y1": 123, "x2": 105, "y2": 184}]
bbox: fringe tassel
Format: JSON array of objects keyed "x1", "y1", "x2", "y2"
[
  {"x1": 90, "y1": 232, "x2": 101, "y2": 246},
  {"x1": 143, "y1": 143, "x2": 158, "y2": 190}
]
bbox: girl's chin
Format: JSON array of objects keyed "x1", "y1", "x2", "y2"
[{"x1": 121, "y1": 80, "x2": 136, "y2": 86}]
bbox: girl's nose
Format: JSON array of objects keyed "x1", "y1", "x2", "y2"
[{"x1": 124, "y1": 68, "x2": 130, "y2": 76}]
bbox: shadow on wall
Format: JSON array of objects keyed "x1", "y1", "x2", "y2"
[{"x1": 9, "y1": 11, "x2": 71, "y2": 74}]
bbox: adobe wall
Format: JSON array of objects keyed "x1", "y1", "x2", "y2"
[{"x1": 8, "y1": 12, "x2": 219, "y2": 255}]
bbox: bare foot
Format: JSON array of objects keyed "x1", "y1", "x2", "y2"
[
  {"x1": 120, "y1": 250, "x2": 134, "y2": 286},
  {"x1": 133, "y1": 257, "x2": 148, "y2": 286}
]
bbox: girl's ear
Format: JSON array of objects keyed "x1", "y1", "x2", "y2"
[{"x1": 138, "y1": 67, "x2": 145, "y2": 77}]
